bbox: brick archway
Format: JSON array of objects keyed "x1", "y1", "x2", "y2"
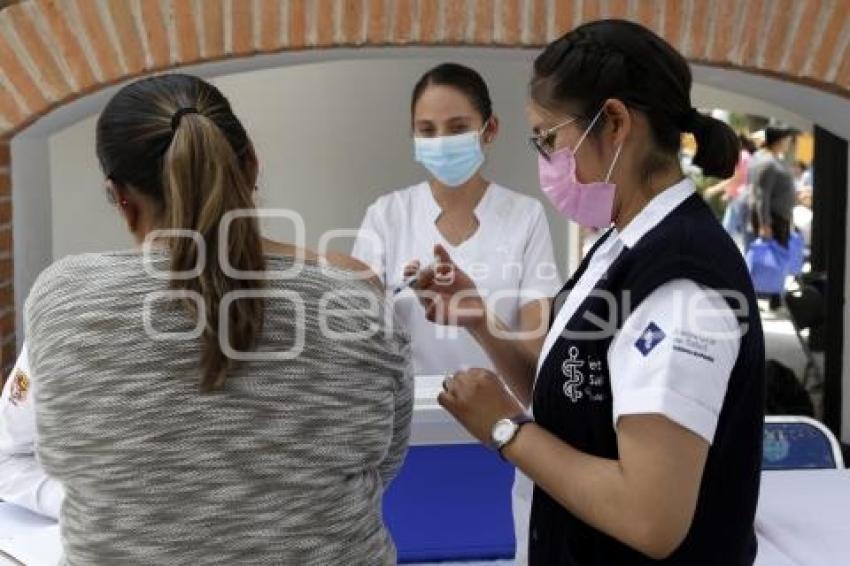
[{"x1": 0, "y1": 0, "x2": 849, "y2": 364}]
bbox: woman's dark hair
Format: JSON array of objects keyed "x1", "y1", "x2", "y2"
[
  {"x1": 531, "y1": 19, "x2": 739, "y2": 179},
  {"x1": 739, "y1": 133, "x2": 757, "y2": 154},
  {"x1": 411, "y1": 63, "x2": 493, "y2": 123},
  {"x1": 96, "y1": 73, "x2": 265, "y2": 392}
]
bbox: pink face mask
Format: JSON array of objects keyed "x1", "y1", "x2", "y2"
[{"x1": 537, "y1": 111, "x2": 622, "y2": 228}]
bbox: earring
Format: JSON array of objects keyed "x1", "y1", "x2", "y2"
[{"x1": 120, "y1": 198, "x2": 128, "y2": 207}]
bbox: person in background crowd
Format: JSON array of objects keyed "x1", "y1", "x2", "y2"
[
  {"x1": 704, "y1": 133, "x2": 757, "y2": 247},
  {"x1": 24, "y1": 73, "x2": 412, "y2": 564},
  {"x1": 749, "y1": 125, "x2": 798, "y2": 248}
]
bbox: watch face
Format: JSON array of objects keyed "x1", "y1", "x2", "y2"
[{"x1": 493, "y1": 420, "x2": 516, "y2": 444}]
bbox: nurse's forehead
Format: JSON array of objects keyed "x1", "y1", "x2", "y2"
[{"x1": 413, "y1": 85, "x2": 479, "y2": 120}]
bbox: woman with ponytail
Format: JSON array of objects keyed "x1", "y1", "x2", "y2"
[
  {"x1": 411, "y1": 20, "x2": 765, "y2": 565},
  {"x1": 23, "y1": 74, "x2": 411, "y2": 564}
]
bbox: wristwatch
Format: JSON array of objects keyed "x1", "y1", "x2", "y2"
[{"x1": 491, "y1": 414, "x2": 534, "y2": 458}]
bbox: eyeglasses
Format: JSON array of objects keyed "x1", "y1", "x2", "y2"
[{"x1": 529, "y1": 116, "x2": 578, "y2": 161}]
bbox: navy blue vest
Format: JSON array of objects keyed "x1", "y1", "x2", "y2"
[{"x1": 530, "y1": 193, "x2": 765, "y2": 565}]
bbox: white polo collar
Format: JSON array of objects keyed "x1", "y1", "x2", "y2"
[{"x1": 615, "y1": 177, "x2": 696, "y2": 249}]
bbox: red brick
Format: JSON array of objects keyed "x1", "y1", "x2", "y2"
[
  {"x1": 105, "y1": 0, "x2": 146, "y2": 75},
  {"x1": 663, "y1": 0, "x2": 684, "y2": 50},
  {"x1": 761, "y1": 0, "x2": 795, "y2": 71},
  {"x1": 553, "y1": 0, "x2": 572, "y2": 36},
  {"x1": 0, "y1": 228, "x2": 11, "y2": 253},
  {"x1": 582, "y1": 0, "x2": 600, "y2": 23},
  {"x1": 1, "y1": 342, "x2": 16, "y2": 378},
  {"x1": 0, "y1": 87, "x2": 25, "y2": 127},
  {"x1": 739, "y1": 0, "x2": 767, "y2": 67},
  {"x1": 607, "y1": 0, "x2": 629, "y2": 19},
  {"x1": 231, "y1": 0, "x2": 254, "y2": 54},
  {"x1": 444, "y1": 0, "x2": 466, "y2": 43},
  {"x1": 784, "y1": 0, "x2": 821, "y2": 74},
  {"x1": 0, "y1": 285, "x2": 13, "y2": 313},
  {"x1": 709, "y1": 0, "x2": 738, "y2": 63},
  {"x1": 501, "y1": 0, "x2": 520, "y2": 44},
  {"x1": 33, "y1": 0, "x2": 97, "y2": 91},
  {"x1": 810, "y1": 0, "x2": 850, "y2": 79},
  {"x1": 259, "y1": 0, "x2": 282, "y2": 50},
  {"x1": 836, "y1": 43, "x2": 850, "y2": 88},
  {"x1": 341, "y1": 0, "x2": 364, "y2": 45},
  {"x1": 172, "y1": 0, "x2": 201, "y2": 63},
  {"x1": 473, "y1": 0, "x2": 494, "y2": 43},
  {"x1": 139, "y1": 0, "x2": 170, "y2": 68},
  {"x1": 366, "y1": 0, "x2": 386, "y2": 43},
  {"x1": 6, "y1": 4, "x2": 72, "y2": 100},
  {"x1": 636, "y1": 0, "x2": 661, "y2": 33},
  {"x1": 686, "y1": 0, "x2": 710, "y2": 60},
  {"x1": 0, "y1": 260, "x2": 12, "y2": 282},
  {"x1": 201, "y1": 0, "x2": 224, "y2": 57},
  {"x1": 0, "y1": 176, "x2": 9, "y2": 198},
  {"x1": 289, "y1": 0, "x2": 307, "y2": 48},
  {"x1": 0, "y1": 201, "x2": 10, "y2": 225},
  {"x1": 315, "y1": 0, "x2": 335, "y2": 46},
  {"x1": 418, "y1": 0, "x2": 438, "y2": 42},
  {"x1": 528, "y1": 0, "x2": 546, "y2": 45},
  {"x1": 0, "y1": 144, "x2": 9, "y2": 167},
  {"x1": 75, "y1": 0, "x2": 122, "y2": 80},
  {"x1": 0, "y1": 311, "x2": 14, "y2": 340},
  {"x1": 393, "y1": 0, "x2": 413, "y2": 43},
  {"x1": 0, "y1": 32, "x2": 49, "y2": 114}
]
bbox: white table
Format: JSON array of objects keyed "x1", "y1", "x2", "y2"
[
  {"x1": 754, "y1": 469, "x2": 850, "y2": 566},
  {"x1": 410, "y1": 375, "x2": 474, "y2": 445}
]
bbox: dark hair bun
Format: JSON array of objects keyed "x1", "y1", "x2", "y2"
[{"x1": 690, "y1": 113, "x2": 741, "y2": 179}]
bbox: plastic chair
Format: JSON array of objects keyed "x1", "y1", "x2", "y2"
[
  {"x1": 783, "y1": 284, "x2": 825, "y2": 390},
  {"x1": 763, "y1": 416, "x2": 845, "y2": 470}
]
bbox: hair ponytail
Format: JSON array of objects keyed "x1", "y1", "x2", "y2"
[
  {"x1": 164, "y1": 113, "x2": 265, "y2": 391},
  {"x1": 96, "y1": 74, "x2": 265, "y2": 392},
  {"x1": 688, "y1": 112, "x2": 740, "y2": 179}
]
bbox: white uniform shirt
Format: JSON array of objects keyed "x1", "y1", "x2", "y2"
[
  {"x1": 0, "y1": 344, "x2": 63, "y2": 519},
  {"x1": 352, "y1": 182, "x2": 562, "y2": 375},
  {"x1": 514, "y1": 178, "x2": 741, "y2": 564}
]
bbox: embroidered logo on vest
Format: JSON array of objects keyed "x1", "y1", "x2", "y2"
[{"x1": 561, "y1": 346, "x2": 585, "y2": 402}]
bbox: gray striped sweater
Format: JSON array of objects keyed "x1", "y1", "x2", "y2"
[{"x1": 25, "y1": 251, "x2": 413, "y2": 565}]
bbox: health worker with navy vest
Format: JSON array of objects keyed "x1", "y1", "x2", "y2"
[{"x1": 412, "y1": 21, "x2": 765, "y2": 565}]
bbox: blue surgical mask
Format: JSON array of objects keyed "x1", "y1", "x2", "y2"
[{"x1": 414, "y1": 127, "x2": 486, "y2": 187}]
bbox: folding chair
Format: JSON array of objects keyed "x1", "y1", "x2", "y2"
[
  {"x1": 763, "y1": 416, "x2": 845, "y2": 470},
  {"x1": 783, "y1": 283, "x2": 825, "y2": 390}
]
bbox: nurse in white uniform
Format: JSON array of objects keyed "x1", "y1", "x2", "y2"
[
  {"x1": 352, "y1": 63, "x2": 561, "y2": 561},
  {"x1": 0, "y1": 344, "x2": 63, "y2": 519}
]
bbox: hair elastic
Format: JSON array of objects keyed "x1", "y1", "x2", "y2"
[
  {"x1": 678, "y1": 108, "x2": 703, "y2": 133},
  {"x1": 171, "y1": 107, "x2": 200, "y2": 131}
]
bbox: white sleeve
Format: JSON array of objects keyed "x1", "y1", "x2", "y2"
[
  {"x1": 607, "y1": 280, "x2": 741, "y2": 444},
  {"x1": 519, "y1": 203, "x2": 563, "y2": 304},
  {"x1": 351, "y1": 202, "x2": 387, "y2": 285},
  {"x1": 0, "y1": 344, "x2": 64, "y2": 519}
]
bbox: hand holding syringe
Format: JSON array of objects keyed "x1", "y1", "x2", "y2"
[
  {"x1": 393, "y1": 261, "x2": 433, "y2": 295},
  {"x1": 396, "y1": 245, "x2": 487, "y2": 328}
]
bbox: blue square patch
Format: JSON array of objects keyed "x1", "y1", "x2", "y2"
[{"x1": 635, "y1": 322, "x2": 666, "y2": 356}]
